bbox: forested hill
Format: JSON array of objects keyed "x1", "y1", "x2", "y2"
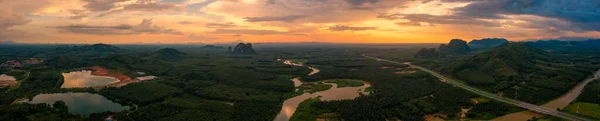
[
  {"x1": 441, "y1": 42, "x2": 597, "y2": 104},
  {"x1": 49, "y1": 44, "x2": 123, "y2": 56},
  {"x1": 148, "y1": 48, "x2": 187, "y2": 61},
  {"x1": 468, "y1": 38, "x2": 509, "y2": 50},
  {"x1": 443, "y1": 43, "x2": 545, "y2": 76}
]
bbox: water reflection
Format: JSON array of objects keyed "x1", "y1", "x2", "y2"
[
  {"x1": 20, "y1": 92, "x2": 130, "y2": 116},
  {"x1": 275, "y1": 83, "x2": 370, "y2": 121},
  {"x1": 276, "y1": 60, "x2": 370, "y2": 121},
  {"x1": 61, "y1": 70, "x2": 119, "y2": 88}
]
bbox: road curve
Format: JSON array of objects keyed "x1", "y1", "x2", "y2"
[{"x1": 362, "y1": 54, "x2": 591, "y2": 121}]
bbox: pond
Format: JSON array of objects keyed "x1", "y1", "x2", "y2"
[
  {"x1": 61, "y1": 70, "x2": 120, "y2": 88},
  {"x1": 275, "y1": 60, "x2": 371, "y2": 121},
  {"x1": 19, "y1": 92, "x2": 130, "y2": 116}
]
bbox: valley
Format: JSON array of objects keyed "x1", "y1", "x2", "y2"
[{"x1": 0, "y1": 39, "x2": 599, "y2": 121}]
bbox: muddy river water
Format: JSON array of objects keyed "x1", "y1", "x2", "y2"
[{"x1": 274, "y1": 60, "x2": 370, "y2": 121}]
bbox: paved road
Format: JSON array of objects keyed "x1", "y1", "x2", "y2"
[{"x1": 362, "y1": 54, "x2": 591, "y2": 121}]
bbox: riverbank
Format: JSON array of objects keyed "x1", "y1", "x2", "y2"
[
  {"x1": 493, "y1": 69, "x2": 600, "y2": 121},
  {"x1": 275, "y1": 60, "x2": 371, "y2": 121},
  {"x1": 86, "y1": 66, "x2": 155, "y2": 88}
]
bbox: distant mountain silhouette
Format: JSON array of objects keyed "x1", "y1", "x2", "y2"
[
  {"x1": 442, "y1": 43, "x2": 547, "y2": 90},
  {"x1": 51, "y1": 43, "x2": 123, "y2": 56},
  {"x1": 468, "y1": 38, "x2": 509, "y2": 50},
  {"x1": 414, "y1": 48, "x2": 439, "y2": 58},
  {"x1": 231, "y1": 43, "x2": 256, "y2": 54},
  {"x1": 415, "y1": 39, "x2": 470, "y2": 58},
  {"x1": 149, "y1": 48, "x2": 187, "y2": 61},
  {"x1": 44, "y1": 56, "x2": 87, "y2": 69},
  {"x1": 95, "y1": 54, "x2": 143, "y2": 65},
  {"x1": 202, "y1": 45, "x2": 224, "y2": 49},
  {"x1": 439, "y1": 39, "x2": 470, "y2": 54}
]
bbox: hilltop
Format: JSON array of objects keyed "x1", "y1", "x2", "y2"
[
  {"x1": 415, "y1": 39, "x2": 470, "y2": 58},
  {"x1": 442, "y1": 42, "x2": 595, "y2": 104},
  {"x1": 50, "y1": 44, "x2": 123, "y2": 56},
  {"x1": 439, "y1": 39, "x2": 470, "y2": 54},
  {"x1": 444, "y1": 43, "x2": 545, "y2": 78},
  {"x1": 148, "y1": 48, "x2": 187, "y2": 61},
  {"x1": 231, "y1": 43, "x2": 256, "y2": 54},
  {"x1": 468, "y1": 38, "x2": 509, "y2": 50}
]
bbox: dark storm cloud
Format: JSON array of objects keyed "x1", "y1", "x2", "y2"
[
  {"x1": 400, "y1": 14, "x2": 502, "y2": 27},
  {"x1": 456, "y1": 0, "x2": 600, "y2": 22},
  {"x1": 386, "y1": 0, "x2": 600, "y2": 32},
  {"x1": 244, "y1": 15, "x2": 309, "y2": 22},
  {"x1": 54, "y1": 19, "x2": 182, "y2": 35},
  {"x1": 328, "y1": 25, "x2": 377, "y2": 31},
  {"x1": 422, "y1": 0, "x2": 483, "y2": 4},
  {"x1": 453, "y1": 0, "x2": 600, "y2": 31}
]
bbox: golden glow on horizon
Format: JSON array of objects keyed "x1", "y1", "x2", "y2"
[{"x1": 1, "y1": 0, "x2": 598, "y2": 44}]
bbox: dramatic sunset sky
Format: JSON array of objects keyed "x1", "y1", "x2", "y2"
[{"x1": 1, "y1": 0, "x2": 599, "y2": 44}]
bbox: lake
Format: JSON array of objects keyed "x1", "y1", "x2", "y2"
[
  {"x1": 61, "y1": 70, "x2": 120, "y2": 88},
  {"x1": 19, "y1": 92, "x2": 130, "y2": 116}
]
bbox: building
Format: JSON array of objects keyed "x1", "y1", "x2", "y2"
[
  {"x1": 21, "y1": 58, "x2": 43, "y2": 65},
  {"x1": 0, "y1": 60, "x2": 20, "y2": 68},
  {"x1": 135, "y1": 76, "x2": 157, "y2": 81}
]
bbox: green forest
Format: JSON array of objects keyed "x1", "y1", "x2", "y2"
[{"x1": 0, "y1": 40, "x2": 599, "y2": 121}]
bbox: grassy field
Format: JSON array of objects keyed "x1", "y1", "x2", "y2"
[
  {"x1": 290, "y1": 97, "x2": 341, "y2": 121},
  {"x1": 563, "y1": 102, "x2": 600, "y2": 119},
  {"x1": 299, "y1": 83, "x2": 333, "y2": 93},
  {"x1": 324, "y1": 79, "x2": 364, "y2": 88}
]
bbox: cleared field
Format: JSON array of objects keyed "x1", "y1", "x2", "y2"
[
  {"x1": 563, "y1": 102, "x2": 600, "y2": 119},
  {"x1": 323, "y1": 79, "x2": 364, "y2": 88}
]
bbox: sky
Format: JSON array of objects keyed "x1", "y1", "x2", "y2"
[{"x1": 1, "y1": 0, "x2": 599, "y2": 44}]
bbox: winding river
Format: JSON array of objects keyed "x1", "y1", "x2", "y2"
[
  {"x1": 493, "y1": 69, "x2": 600, "y2": 121},
  {"x1": 274, "y1": 60, "x2": 370, "y2": 121}
]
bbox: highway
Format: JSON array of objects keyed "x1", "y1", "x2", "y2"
[{"x1": 362, "y1": 54, "x2": 591, "y2": 121}]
